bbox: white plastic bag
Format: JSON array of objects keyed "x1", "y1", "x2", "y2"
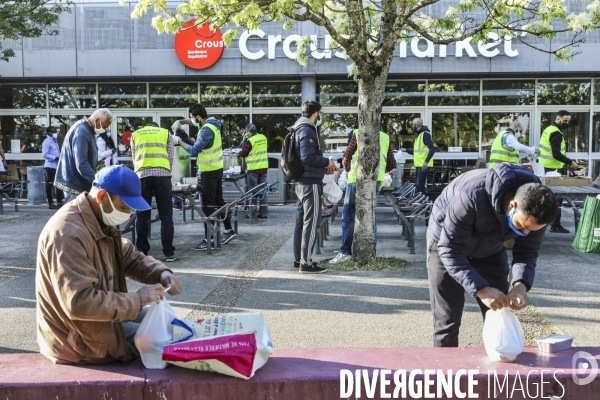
[
  {"x1": 134, "y1": 299, "x2": 177, "y2": 369},
  {"x1": 483, "y1": 308, "x2": 525, "y2": 362},
  {"x1": 530, "y1": 156, "x2": 545, "y2": 176},
  {"x1": 383, "y1": 174, "x2": 393, "y2": 188},
  {"x1": 323, "y1": 179, "x2": 343, "y2": 204},
  {"x1": 338, "y1": 170, "x2": 348, "y2": 190},
  {"x1": 164, "y1": 314, "x2": 274, "y2": 380}
]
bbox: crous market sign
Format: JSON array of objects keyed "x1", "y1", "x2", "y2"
[{"x1": 174, "y1": 19, "x2": 224, "y2": 69}]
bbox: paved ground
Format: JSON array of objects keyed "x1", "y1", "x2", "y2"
[{"x1": 0, "y1": 198, "x2": 598, "y2": 355}]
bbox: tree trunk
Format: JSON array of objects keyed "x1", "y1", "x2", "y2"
[{"x1": 353, "y1": 71, "x2": 389, "y2": 264}]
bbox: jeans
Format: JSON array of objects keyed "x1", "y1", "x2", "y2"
[
  {"x1": 200, "y1": 169, "x2": 232, "y2": 238},
  {"x1": 339, "y1": 183, "x2": 380, "y2": 255},
  {"x1": 122, "y1": 306, "x2": 149, "y2": 348},
  {"x1": 63, "y1": 192, "x2": 78, "y2": 203},
  {"x1": 544, "y1": 167, "x2": 563, "y2": 227},
  {"x1": 136, "y1": 176, "x2": 175, "y2": 257},
  {"x1": 247, "y1": 171, "x2": 268, "y2": 217},
  {"x1": 44, "y1": 167, "x2": 63, "y2": 205},
  {"x1": 415, "y1": 167, "x2": 428, "y2": 194},
  {"x1": 293, "y1": 183, "x2": 323, "y2": 266}
]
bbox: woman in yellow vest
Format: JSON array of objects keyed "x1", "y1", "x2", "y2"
[
  {"x1": 488, "y1": 120, "x2": 539, "y2": 169},
  {"x1": 238, "y1": 123, "x2": 269, "y2": 219}
]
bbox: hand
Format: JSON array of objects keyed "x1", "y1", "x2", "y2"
[
  {"x1": 422, "y1": 163, "x2": 428, "y2": 171},
  {"x1": 190, "y1": 137, "x2": 196, "y2": 144},
  {"x1": 111, "y1": 148, "x2": 117, "y2": 154},
  {"x1": 171, "y1": 120, "x2": 181, "y2": 132},
  {"x1": 570, "y1": 160, "x2": 578, "y2": 170},
  {"x1": 160, "y1": 271, "x2": 182, "y2": 295},
  {"x1": 534, "y1": 147, "x2": 541, "y2": 155},
  {"x1": 324, "y1": 160, "x2": 337, "y2": 175},
  {"x1": 476, "y1": 286, "x2": 510, "y2": 311},
  {"x1": 171, "y1": 134, "x2": 181, "y2": 145},
  {"x1": 507, "y1": 282, "x2": 529, "y2": 310},
  {"x1": 137, "y1": 283, "x2": 165, "y2": 307}
]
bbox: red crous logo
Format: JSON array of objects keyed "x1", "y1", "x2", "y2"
[{"x1": 175, "y1": 19, "x2": 224, "y2": 69}]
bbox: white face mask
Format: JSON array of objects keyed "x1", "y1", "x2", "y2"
[
  {"x1": 514, "y1": 131, "x2": 522, "y2": 139},
  {"x1": 100, "y1": 194, "x2": 131, "y2": 226},
  {"x1": 106, "y1": 131, "x2": 111, "y2": 138},
  {"x1": 52, "y1": 133, "x2": 58, "y2": 139},
  {"x1": 316, "y1": 116, "x2": 322, "y2": 127},
  {"x1": 94, "y1": 120, "x2": 106, "y2": 136}
]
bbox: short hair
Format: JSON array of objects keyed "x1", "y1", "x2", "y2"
[
  {"x1": 245, "y1": 123, "x2": 257, "y2": 133},
  {"x1": 90, "y1": 108, "x2": 113, "y2": 122},
  {"x1": 556, "y1": 110, "x2": 571, "y2": 118},
  {"x1": 189, "y1": 103, "x2": 207, "y2": 119},
  {"x1": 301, "y1": 100, "x2": 321, "y2": 118},
  {"x1": 46, "y1": 126, "x2": 56, "y2": 135},
  {"x1": 510, "y1": 120, "x2": 523, "y2": 130},
  {"x1": 412, "y1": 118, "x2": 423, "y2": 127},
  {"x1": 145, "y1": 122, "x2": 159, "y2": 128},
  {"x1": 238, "y1": 121, "x2": 247, "y2": 130},
  {"x1": 514, "y1": 183, "x2": 558, "y2": 225}
]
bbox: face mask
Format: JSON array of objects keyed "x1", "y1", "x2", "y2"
[
  {"x1": 514, "y1": 131, "x2": 521, "y2": 139},
  {"x1": 106, "y1": 131, "x2": 111, "y2": 138},
  {"x1": 316, "y1": 116, "x2": 322, "y2": 127},
  {"x1": 560, "y1": 123, "x2": 569, "y2": 129},
  {"x1": 506, "y1": 208, "x2": 528, "y2": 237},
  {"x1": 191, "y1": 118, "x2": 200, "y2": 128},
  {"x1": 94, "y1": 120, "x2": 106, "y2": 136},
  {"x1": 100, "y1": 194, "x2": 131, "y2": 226},
  {"x1": 52, "y1": 133, "x2": 58, "y2": 139}
]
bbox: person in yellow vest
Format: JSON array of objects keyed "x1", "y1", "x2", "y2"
[
  {"x1": 131, "y1": 122, "x2": 176, "y2": 262},
  {"x1": 401, "y1": 118, "x2": 435, "y2": 194},
  {"x1": 539, "y1": 110, "x2": 579, "y2": 234},
  {"x1": 173, "y1": 103, "x2": 237, "y2": 250},
  {"x1": 329, "y1": 128, "x2": 396, "y2": 264},
  {"x1": 488, "y1": 121, "x2": 540, "y2": 169},
  {"x1": 238, "y1": 123, "x2": 269, "y2": 219}
]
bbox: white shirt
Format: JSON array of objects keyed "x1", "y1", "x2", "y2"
[
  {"x1": 505, "y1": 133, "x2": 537, "y2": 156},
  {"x1": 97, "y1": 136, "x2": 118, "y2": 166}
]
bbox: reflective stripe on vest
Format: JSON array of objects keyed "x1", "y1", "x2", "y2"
[
  {"x1": 539, "y1": 125, "x2": 566, "y2": 169},
  {"x1": 488, "y1": 130, "x2": 520, "y2": 169},
  {"x1": 196, "y1": 123, "x2": 224, "y2": 172},
  {"x1": 347, "y1": 129, "x2": 389, "y2": 184},
  {"x1": 246, "y1": 134, "x2": 269, "y2": 170},
  {"x1": 413, "y1": 130, "x2": 434, "y2": 167},
  {"x1": 131, "y1": 126, "x2": 170, "y2": 172}
]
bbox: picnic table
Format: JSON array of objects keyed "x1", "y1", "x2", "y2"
[{"x1": 548, "y1": 185, "x2": 600, "y2": 230}]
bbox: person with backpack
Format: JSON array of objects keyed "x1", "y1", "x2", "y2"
[{"x1": 290, "y1": 100, "x2": 337, "y2": 274}]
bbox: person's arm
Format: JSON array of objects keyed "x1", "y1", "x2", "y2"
[
  {"x1": 549, "y1": 131, "x2": 572, "y2": 164},
  {"x1": 342, "y1": 134, "x2": 357, "y2": 171},
  {"x1": 510, "y1": 226, "x2": 545, "y2": 291},
  {"x1": 505, "y1": 134, "x2": 536, "y2": 155},
  {"x1": 72, "y1": 129, "x2": 96, "y2": 185},
  {"x1": 298, "y1": 127, "x2": 329, "y2": 168},
  {"x1": 121, "y1": 238, "x2": 171, "y2": 285},
  {"x1": 181, "y1": 125, "x2": 214, "y2": 156},
  {"x1": 238, "y1": 140, "x2": 252, "y2": 158},
  {"x1": 96, "y1": 138, "x2": 112, "y2": 159},
  {"x1": 386, "y1": 144, "x2": 396, "y2": 172},
  {"x1": 423, "y1": 132, "x2": 436, "y2": 163}
]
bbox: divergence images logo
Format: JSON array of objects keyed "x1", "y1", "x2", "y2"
[
  {"x1": 175, "y1": 19, "x2": 224, "y2": 70},
  {"x1": 572, "y1": 351, "x2": 598, "y2": 386}
]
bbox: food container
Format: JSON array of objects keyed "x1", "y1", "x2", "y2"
[{"x1": 536, "y1": 335, "x2": 575, "y2": 354}]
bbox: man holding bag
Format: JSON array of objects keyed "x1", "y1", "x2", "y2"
[
  {"x1": 427, "y1": 163, "x2": 557, "y2": 347},
  {"x1": 36, "y1": 165, "x2": 182, "y2": 364}
]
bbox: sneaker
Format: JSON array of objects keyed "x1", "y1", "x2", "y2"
[
  {"x1": 329, "y1": 252, "x2": 351, "y2": 264},
  {"x1": 299, "y1": 263, "x2": 327, "y2": 274},
  {"x1": 257, "y1": 215, "x2": 268, "y2": 219},
  {"x1": 173, "y1": 205, "x2": 182, "y2": 210},
  {"x1": 191, "y1": 239, "x2": 217, "y2": 251},
  {"x1": 221, "y1": 230, "x2": 238, "y2": 244},
  {"x1": 48, "y1": 204, "x2": 60, "y2": 210},
  {"x1": 165, "y1": 254, "x2": 177, "y2": 262},
  {"x1": 549, "y1": 225, "x2": 570, "y2": 233}
]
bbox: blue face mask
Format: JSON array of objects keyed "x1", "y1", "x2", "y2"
[{"x1": 506, "y1": 208, "x2": 528, "y2": 236}]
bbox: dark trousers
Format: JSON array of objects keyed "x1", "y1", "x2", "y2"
[
  {"x1": 415, "y1": 167, "x2": 428, "y2": 194},
  {"x1": 44, "y1": 167, "x2": 63, "y2": 205},
  {"x1": 200, "y1": 169, "x2": 232, "y2": 238},
  {"x1": 136, "y1": 176, "x2": 175, "y2": 257},
  {"x1": 426, "y1": 233, "x2": 509, "y2": 347},
  {"x1": 247, "y1": 171, "x2": 268, "y2": 217},
  {"x1": 293, "y1": 183, "x2": 323, "y2": 266},
  {"x1": 544, "y1": 167, "x2": 564, "y2": 227}
]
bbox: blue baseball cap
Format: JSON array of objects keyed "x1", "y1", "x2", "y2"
[{"x1": 93, "y1": 165, "x2": 151, "y2": 211}]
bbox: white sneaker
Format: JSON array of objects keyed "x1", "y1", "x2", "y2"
[{"x1": 329, "y1": 252, "x2": 351, "y2": 264}]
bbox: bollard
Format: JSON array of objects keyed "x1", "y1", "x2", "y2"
[{"x1": 27, "y1": 166, "x2": 47, "y2": 205}]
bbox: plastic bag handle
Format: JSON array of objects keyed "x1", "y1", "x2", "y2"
[{"x1": 170, "y1": 318, "x2": 194, "y2": 344}]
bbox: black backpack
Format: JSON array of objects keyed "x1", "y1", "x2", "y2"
[{"x1": 280, "y1": 124, "x2": 311, "y2": 180}]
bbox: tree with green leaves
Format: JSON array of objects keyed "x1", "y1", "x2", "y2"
[
  {"x1": 126, "y1": 0, "x2": 600, "y2": 263},
  {"x1": 0, "y1": 1, "x2": 71, "y2": 62}
]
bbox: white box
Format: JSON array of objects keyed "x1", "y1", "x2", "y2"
[
  {"x1": 11, "y1": 140, "x2": 21, "y2": 153},
  {"x1": 448, "y1": 147, "x2": 463, "y2": 153}
]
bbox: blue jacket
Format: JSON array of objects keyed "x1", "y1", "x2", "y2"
[
  {"x1": 42, "y1": 136, "x2": 60, "y2": 169},
  {"x1": 292, "y1": 117, "x2": 328, "y2": 184},
  {"x1": 406, "y1": 125, "x2": 435, "y2": 163},
  {"x1": 55, "y1": 118, "x2": 98, "y2": 193},
  {"x1": 427, "y1": 163, "x2": 544, "y2": 297},
  {"x1": 185, "y1": 117, "x2": 221, "y2": 156}
]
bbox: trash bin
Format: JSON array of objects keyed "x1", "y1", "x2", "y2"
[{"x1": 27, "y1": 166, "x2": 47, "y2": 204}]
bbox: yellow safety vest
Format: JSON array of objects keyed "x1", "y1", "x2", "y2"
[
  {"x1": 347, "y1": 129, "x2": 389, "y2": 184},
  {"x1": 539, "y1": 125, "x2": 566, "y2": 169},
  {"x1": 246, "y1": 134, "x2": 268, "y2": 170},
  {"x1": 197, "y1": 123, "x2": 224, "y2": 172},
  {"x1": 414, "y1": 130, "x2": 434, "y2": 167},
  {"x1": 131, "y1": 126, "x2": 170, "y2": 172},
  {"x1": 488, "y1": 129, "x2": 520, "y2": 169}
]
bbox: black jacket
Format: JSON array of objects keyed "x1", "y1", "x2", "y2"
[
  {"x1": 293, "y1": 117, "x2": 328, "y2": 184},
  {"x1": 427, "y1": 163, "x2": 545, "y2": 296}
]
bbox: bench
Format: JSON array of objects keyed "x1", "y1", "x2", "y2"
[
  {"x1": 1, "y1": 347, "x2": 597, "y2": 399},
  {"x1": 315, "y1": 201, "x2": 339, "y2": 254}
]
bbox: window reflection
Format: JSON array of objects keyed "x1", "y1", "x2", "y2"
[
  {"x1": 320, "y1": 113, "x2": 357, "y2": 152},
  {"x1": 318, "y1": 82, "x2": 358, "y2": 106},
  {"x1": 381, "y1": 113, "x2": 421, "y2": 151},
  {"x1": 49, "y1": 85, "x2": 97, "y2": 109},
  {"x1": 99, "y1": 84, "x2": 147, "y2": 108},
  {"x1": 593, "y1": 112, "x2": 600, "y2": 153},
  {"x1": 431, "y1": 113, "x2": 479, "y2": 152},
  {"x1": 201, "y1": 84, "x2": 249, "y2": 108},
  {"x1": 541, "y1": 112, "x2": 589, "y2": 155},
  {"x1": 253, "y1": 83, "x2": 301, "y2": 107},
  {"x1": 210, "y1": 114, "x2": 250, "y2": 149},
  {"x1": 150, "y1": 84, "x2": 198, "y2": 108},
  {"x1": 482, "y1": 112, "x2": 531, "y2": 153},
  {"x1": 252, "y1": 114, "x2": 298, "y2": 152},
  {"x1": 482, "y1": 81, "x2": 535, "y2": 106},
  {"x1": 537, "y1": 80, "x2": 591, "y2": 106},
  {"x1": 1, "y1": 115, "x2": 49, "y2": 154},
  {"x1": 0, "y1": 85, "x2": 47, "y2": 109},
  {"x1": 383, "y1": 82, "x2": 425, "y2": 106},
  {"x1": 428, "y1": 81, "x2": 479, "y2": 106}
]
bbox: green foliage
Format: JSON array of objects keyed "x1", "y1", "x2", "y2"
[{"x1": 0, "y1": 0, "x2": 71, "y2": 62}]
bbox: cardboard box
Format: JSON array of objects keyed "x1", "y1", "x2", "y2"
[
  {"x1": 475, "y1": 158, "x2": 487, "y2": 169},
  {"x1": 482, "y1": 150, "x2": 490, "y2": 162},
  {"x1": 6, "y1": 164, "x2": 19, "y2": 182},
  {"x1": 541, "y1": 176, "x2": 593, "y2": 186}
]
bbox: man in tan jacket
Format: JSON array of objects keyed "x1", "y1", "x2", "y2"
[{"x1": 36, "y1": 165, "x2": 182, "y2": 364}]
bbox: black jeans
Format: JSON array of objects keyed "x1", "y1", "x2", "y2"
[
  {"x1": 136, "y1": 176, "x2": 175, "y2": 257},
  {"x1": 200, "y1": 169, "x2": 232, "y2": 238},
  {"x1": 247, "y1": 171, "x2": 268, "y2": 217},
  {"x1": 45, "y1": 167, "x2": 63, "y2": 205},
  {"x1": 426, "y1": 233, "x2": 509, "y2": 347},
  {"x1": 544, "y1": 167, "x2": 564, "y2": 227},
  {"x1": 415, "y1": 167, "x2": 428, "y2": 194}
]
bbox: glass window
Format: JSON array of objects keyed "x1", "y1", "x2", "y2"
[
  {"x1": 593, "y1": 112, "x2": 600, "y2": 153},
  {"x1": 383, "y1": 82, "x2": 425, "y2": 106},
  {"x1": 115, "y1": 116, "x2": 154, "y2": 156},
  {"x1": 150, "y1": 84, "x2": 198, "y2": 108},
  {"x1": 252, "y1": 83, "x2": 301, "y2": 108},
  {"x1": 482, "y1": 81, "x2": 535, "y2": 106},
  {"x1": 537, "y1": 80, "x2": 591, "y2": 106},
  {"x1": 320, "y1": 113, "x2": 358, "y2": 152},
  {"x1": 201, "y1": 83, "x2": 249, "y2": 108},
  {"x1": 49, "y1": 85, "x2": 97, "y2": 109},
  {"x1": 318, "y1": 82, "x2": 358, "y2": 106},
  {"x1": 252, "y1": 114, "x2": 298, "y2": 153},
  {"x1": 0, "y1": 85, "x2": 47, "y2": 109},
  {"x1": 540, "y1": 112, "x2": 590, "y2": 155},
  {"x1": 78, "y1": 6, "x2": 131, "y2": 50},
  {"x1": 428, "y1": 81, "x2": 479, "y2": 106},
  {"x1": 481, "y1": 112, "x2": 531, "y2": 155},
  {"x1": 431, "y1": 113, "x2": 480, "y2": 152},
  {"x1": 0, "y1": 115, "x2": 49, "y2": 154},
  {"x1": 381, "y1": 113, "x2": 421, "y2": 151},
  {"x1": 595, "y1": 80, "x2": 600, "y2": 106},
  {"x1": 590, "y1": 160, "x2": 600, "y2": 180},
  {"x1": 209, "y1": 114, "x2": 250, "y2": 149},
  {"x1": 99, "y1": 84, "x2": 147, "y2": 108}
]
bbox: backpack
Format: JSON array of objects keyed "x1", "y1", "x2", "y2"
[{"x1": 280, "y1": 124, "x2": 311, "y2": 180}]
